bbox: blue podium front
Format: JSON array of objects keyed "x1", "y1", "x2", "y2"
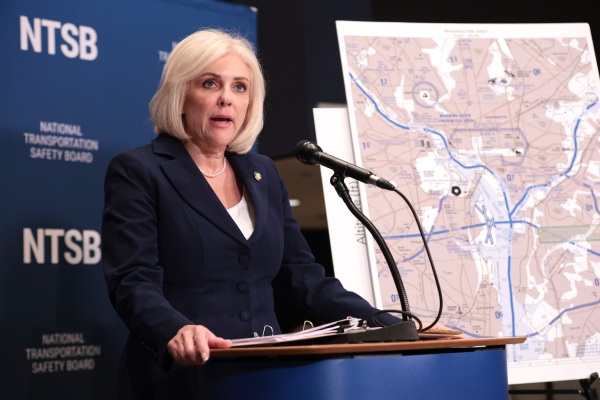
[{"x1": 197, "y1": 338, "x2": 523, "y2": 400}]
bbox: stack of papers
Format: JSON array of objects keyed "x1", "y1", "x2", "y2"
[{"x1": 230, "y1": 317, "x2": 366, "y2": 347}]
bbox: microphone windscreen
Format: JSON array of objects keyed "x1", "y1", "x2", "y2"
[{"x1": 294, "y1": 140, "x2": 321, "y2": 165}]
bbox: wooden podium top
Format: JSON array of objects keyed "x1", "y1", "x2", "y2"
[{"x1": 211, "y1": 336, "x2": 527, "y2": 358}]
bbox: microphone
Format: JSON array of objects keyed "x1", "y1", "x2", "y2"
[{"x1": 294, "y1": 140, "x2": 395, "y2": 190}]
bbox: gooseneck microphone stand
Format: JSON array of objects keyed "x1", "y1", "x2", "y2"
[{"x1": 329, "y1": 173, "x2": 421, "y2": 341}]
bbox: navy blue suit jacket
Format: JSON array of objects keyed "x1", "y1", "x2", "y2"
[{"x1": 102, "y1": 134, "x2": 394, "y2": 398}]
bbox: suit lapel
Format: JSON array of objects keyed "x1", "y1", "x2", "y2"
[
  {"x1": 152, "y1": 135, "x2": 244, "y2": 243},
  {"x1": 228, "y1": 154, "x2": 268, "y2": 244},
  {"x1": 152, "y1": 135, "x2": 268, "y2": 244}
]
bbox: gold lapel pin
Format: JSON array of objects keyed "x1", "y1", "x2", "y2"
[{"x1": 254, "y1": 172, "x2": 262, "y2": 181}]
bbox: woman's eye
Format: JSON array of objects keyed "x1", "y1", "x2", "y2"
[
  {"x1": 234, "y1": 83, "x2": 247, "y2": 92},
  {"x1": 203, "y1": 80, "x2": 217, "y2": 88}
]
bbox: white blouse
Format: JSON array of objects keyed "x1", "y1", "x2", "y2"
[{"x1": 226, "y1": 189, "x2": 255, "y2": 240}]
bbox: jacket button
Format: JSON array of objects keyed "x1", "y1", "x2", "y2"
[
  {"x1": 239, "y1": 311, "x2": 251, "y2": 320},
  {"x1": 237, "y1": 281, "x2": 248, "y2": 292},
  {"x1": 239, "y1": 254, "x2": 250, "y2": 264}
]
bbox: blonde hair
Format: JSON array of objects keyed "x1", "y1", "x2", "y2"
[{"x1": 149, "y1": 29, "x2": 265, "y2": 154}]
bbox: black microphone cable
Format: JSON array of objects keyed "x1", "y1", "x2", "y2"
[
  {"x1": 329, "y1": 173, "x2": 443, "y2": 332},
  {"x1": 301, "y1": 144, "x2": 445, "y2": 333},
  {"x1": 388, "y1": 185, "x2": 444, "y2": 333},
  {"x1": 335, "y1": 173, "x2": 444, "y2": 332}
]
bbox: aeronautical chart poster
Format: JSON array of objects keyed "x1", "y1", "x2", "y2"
[{"x1": 333, "y1": 21, "x2": 600, "y2": 384}]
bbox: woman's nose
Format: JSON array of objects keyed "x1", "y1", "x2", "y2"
[{"x1": 218, "y1": 93, "x2": 232, "y2": 106}]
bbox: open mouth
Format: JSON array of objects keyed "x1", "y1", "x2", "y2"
[{"x1": 211, "y1": 117, "x2": 232, "y2": 123}]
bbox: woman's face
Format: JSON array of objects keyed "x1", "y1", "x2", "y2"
[{"x1": 182, "y1": 53, "x2": 251, "y2": 148}]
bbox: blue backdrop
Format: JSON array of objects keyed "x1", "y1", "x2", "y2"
[{"x1": 0, "y1": 1, "x2": 256, "y2": 398}]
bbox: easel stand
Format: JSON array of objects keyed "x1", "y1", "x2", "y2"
[
  {"x1": 508, "y1": 372, "x2": 598, "y2": 399},
  {"x1": 581, "y1": 373, "x2": 600, "y2": 400}
]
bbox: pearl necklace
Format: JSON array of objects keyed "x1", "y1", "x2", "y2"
[{"x1": 200, "y1": 157, "x2": 227, "y2": 178}]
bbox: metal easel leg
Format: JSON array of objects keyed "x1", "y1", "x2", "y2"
[{"x1": 578, "y1": 372, "x2": 598, "y2": 400}]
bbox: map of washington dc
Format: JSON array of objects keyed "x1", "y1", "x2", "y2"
[{"x1": 335, "y1": 21, "x2": 600, "y2": 383}]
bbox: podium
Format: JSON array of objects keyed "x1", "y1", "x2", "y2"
[{"x1": 198, "y1": 337, "x2": 526, "y2": 400}]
